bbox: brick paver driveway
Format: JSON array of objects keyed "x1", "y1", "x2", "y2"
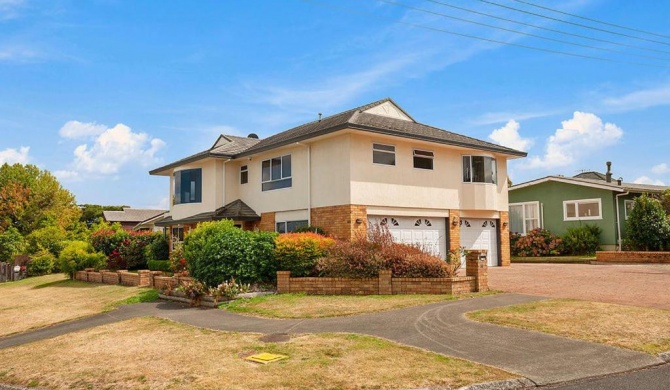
[{"x1": 488, "y1": 263, "x2": 670, "y2": 309}]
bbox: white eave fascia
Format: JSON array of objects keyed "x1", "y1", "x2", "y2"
[{"x1": 510, "y1": 176, "x2": 626, "y2": 193}]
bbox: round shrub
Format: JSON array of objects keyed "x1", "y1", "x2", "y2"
[
  {"x1": 626, "y1": 194, "x2": 670, "y2": 251},
  {"x1": 184, "y1": 220, "x2": 278, "y2": 287},
  {"x1": 145, "y1": 233, "x2": 170, "y2": 262},
  {"x1": 58, "y1": 241, "x2": 106, "y2": 278},
  {"x1": 511, "y1": 228, "x2": 563, "y2": 257},
  {"x1": 118, "y1": 231, "x2": 154, "y2": 270},
  {"x1": 27, "y1": 251, "x2": 55, "y2": 276},
  {"x1": 274, "y1": 232, "x2": 335, "y2": 276},
  {"x1": 562, "y1": 224, "x2": 602, "y2": 255}
]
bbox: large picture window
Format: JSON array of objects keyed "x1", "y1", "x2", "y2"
[
  {"x1": 509, "y1": 202, "x2": 541, "y2": 234},
  {"x1": 563, "y1": 198, "x2": 602, "y2": 221},
  {"x1": 173, "y1": 168, "x2": 202, "y2": 204},
  {"x1": 372, "y1": 143, "x2": 396, "y2": 166},
  {"x1": 262, "y1": 155, "x2": 292, "y2": 191},
  {"x1": 463, "y1": 156, "x2": 497, "y2": 184},
  {"x1": 276, "y1": 220, "x2": 308, "y2": 233}
]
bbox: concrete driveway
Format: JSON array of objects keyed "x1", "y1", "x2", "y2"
[{"x1": 488, "y1": 263, "x2": 670, "y2": 309}]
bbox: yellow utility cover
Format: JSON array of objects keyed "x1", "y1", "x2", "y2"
[{"x1": 244, "y1": 352, "x2": 288, "y2": 364}]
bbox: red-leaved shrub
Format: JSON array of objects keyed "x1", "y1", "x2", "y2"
[{"x1": 510, "y1": 228, "x2": 563, "y2": 257}]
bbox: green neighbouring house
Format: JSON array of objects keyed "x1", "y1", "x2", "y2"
[{"x1": 509, "y1": 162, "x2": 668, "y2": 250}]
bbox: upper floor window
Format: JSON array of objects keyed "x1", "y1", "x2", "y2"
[
  {"x1": 373, "y1": 143, "x2": 395, "y2": 166},
  {"x1": 240, "y1": 165, "x2": 248, "y2": 184},
  {"x1": 509, "y1": 202, "x2": 541, "y2": 235},
  {"x1": 463, "y1": 155, "x2": 497, "y2": 184},
  {"x1": 563, "y1": 198, "x2": 602, "y2": 221},
  {"x1": 262, "y1": 155, "x2": 292, "y2": 191},
  {"x1": 413, "y1": 149, "x2": 434, "y2": 170},
  {"x1": 174, "y1": 168, "x2": 202, "y2": 204}
]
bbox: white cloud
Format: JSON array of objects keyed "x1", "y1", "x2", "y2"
[
  {"x1": 61, "y1": 122, "x2": 165, "y2": 175},
  {"x1": 59, "y1": 120, "x2": 107, "y2": 139},
  {"x1": 633, "y1": 176, "x2": 665, "y2": 186},
  {"x1": 144, "y1": 196, "x2": 170, "y2": 210},
  {"x1": 488, "y1": 120, "x2": 533, "y2": 152},
  {"x1": 603, "y1": 84, "x2": 670, "y2": 112},
  {"x1": 53, "y1": 170, "x2": 80, "y2": 182},
  {"x1": 651, "y1": 163, "x2": 669, "y2": 175},
  {"x1": 525, "y1": 112, "x2": 623, "y2": 169},
  {"x1": 0, "y1": 146, "x2": 30, "y2": 164}
]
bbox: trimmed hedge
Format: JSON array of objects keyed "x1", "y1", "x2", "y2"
[{"x1": 147, "y1": 260, "x2": 171, "y2": 272}]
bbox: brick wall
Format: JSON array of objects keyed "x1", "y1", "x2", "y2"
[
  {"x1": 499, "y1": 211, "x2": 511, "y2": 266},
  {"x1": 258, "y1": 212, "x2": 275, "y2": 232},
  {"x1": 466, "y1": 250, "x2": 488, "y2": 292},
  {"x1": 596, "y1": 251, "x2": 670, "y2": 263},
  {"x1": 101, "y1": 271, "x2": 120, "y2": 285},
  {"x1": 449, "y1": 209, "x2": 461, "y2": 251},
  {"x1": 392, "y1": 277, "x2": 475, "y2": 294},
  {"x1": 310, "y1": 204, "x2": 367, "y2": 241}
]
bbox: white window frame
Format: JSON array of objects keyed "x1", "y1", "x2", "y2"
[
  {"x1": 624, "y1": 199, "x2": 635, "y2": 220},
  {"x1": 275, "y1": 220, "x2": 309, "y2": 233},
  {"x1": 372, "y1": 143, "x2": 396, "y2": 166},
  {"x1": 413, "y1": 149, "x2": 434, "y2": 170},
  {"x1": 509, "y1": 201, "x2": 541, "y2": 235},
  {"x1": 462, "y1": 155, "x2": 497, "y2": 184},
  {"x1": 261, "y1": 154, "x2": 292, "y2": 191},
  {"x1": 240, "y1": 165, "x2": 248, "y2": 185},
  {"x1": 563, "y1": 198, "x2": 603, "y2": 221}
]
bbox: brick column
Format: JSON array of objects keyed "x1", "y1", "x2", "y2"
[
  {"x1": 499, "y1": 211, "x2": 511, "y2": 266},
  {"x1": 466, "y1": 250, "x2": 488, "y2": 292},
  {"x1": 449, "y1": 209, "x2": 461, "y2": 250},
  {"x1": 277, "y1": 271, "x2": 290, "y2": 293},
  {"x1": 138, "y1": 270, "x2": 151, "y2": 287},
  {"x1": 378, "y1": 270, "x2": 392, "y2": 295}
]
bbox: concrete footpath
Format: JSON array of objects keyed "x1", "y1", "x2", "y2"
[{"x1": 0, "y1": 294, "x2": 663, "y2": 386}]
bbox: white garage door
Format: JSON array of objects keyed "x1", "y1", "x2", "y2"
[
  {"x1": 460, "y1": 218, "x2": 499, "y2": 267},
  {"x1": 368, "y1": 216, "x2": 447, "y2": 260}
]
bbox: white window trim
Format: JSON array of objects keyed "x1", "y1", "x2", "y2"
[
  {"x1": 261, "y1": 155, "x2": 292, "y2": 192},
  {"x1": 563, "y1": 198, "x2": 603, "y2": 221},
  {"x1": 462, "y1": 155, "x2": 497, "y2": 184},
  {"x1": 372, "y1": 142, "x2": 396, "y2": 166},
  {"x1": 412, "y1": 149, "x2": 434, "y2": 170},
  {"x1": 509, "y1": 201, "x2": 542, "y2": 235},
  {"x1": 240, "y1": 165, "x2": 248, "y2": 184},
  {"x1": 624, "y1": 199, "x2": 635, "y2": 220}
]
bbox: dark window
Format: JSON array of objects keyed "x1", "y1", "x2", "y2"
[
  {"x1": 173, "y1": 168, "x2": 202, "y2": 204},
  {"x1": 463, "y1": 156, "x2": 496, "y2": 184},
  {"x1": 240, "y1": 165, "x2": 248, "y2": 184},
  {"x1": 373, "y1": 143, "x2": 395, "y2": 165},
  {"x1": 262, "y1": 155, "x2": 292, "y2": 191},
  {"x1": 276, "y1": 220, "x2": 309, "y2": 233},
  {"x1": 413, "y1": 149, "x2": 434, "y2": 170}
]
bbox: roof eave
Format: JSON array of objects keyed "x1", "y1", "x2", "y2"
[{"x1": 149, "y1": 152, "x2": 234, "y2": 176}]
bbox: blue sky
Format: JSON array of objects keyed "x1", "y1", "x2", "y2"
[{"x1": 1, "y1": 0, "x2": 670, "y2": 209}]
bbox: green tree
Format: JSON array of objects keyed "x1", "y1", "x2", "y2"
[
  {"x1": 0, "y1": 227, "x2": 26, "y2": 263},
  {"x1": 657, "y1": 189, "x2": 670, "y2": 217},
  {"x1": 626, "y1": 194, "x2": 670, "y2": 251},
  {"x1": 0, "y1": 163, "x2": 81, "y2": 235}
]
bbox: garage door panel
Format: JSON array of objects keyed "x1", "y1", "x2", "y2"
[
  {"x1": 460, "y1": 218, "x2": 498, "y2": 267},
  {"x1": 368, "y1": 215, "x2": 447, "y2": 259}
]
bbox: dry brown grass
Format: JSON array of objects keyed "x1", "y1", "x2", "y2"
[
  {"x1": 0, "y1": 317, "x2": 512, "y2": 390},
  {"x1": 468, "y1": 299, "x2": 670, "y2": 354},
  {"x1": 0, "y1": 274, "x2": 146, "y2": 337},
  {"x1": 226, "y1": 291, "x2": 498, "y2": 318}
]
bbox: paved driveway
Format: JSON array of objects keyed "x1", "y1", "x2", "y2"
[{"x1": 488, "y1": 263, "x2": 670, "y2": 309}]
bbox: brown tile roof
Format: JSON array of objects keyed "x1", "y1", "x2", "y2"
[{"x1": 103, "y1": 208, "x2": 168, "y2": 223}]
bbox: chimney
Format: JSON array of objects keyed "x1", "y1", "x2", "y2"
[
  {"x1": 318, "y1": 113, "x2": 322, "y2": 122},
  {"x1": 606, "y1": 161, "x2": 612, "y2": 183}
]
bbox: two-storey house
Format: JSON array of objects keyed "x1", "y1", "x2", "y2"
[{"x1": 150, "y1": 98, "x2": 526, "y2": 266}]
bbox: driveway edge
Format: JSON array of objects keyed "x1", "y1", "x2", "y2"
[{"x1": 457, "y1": 378, "x2": 536, "y2": 390}]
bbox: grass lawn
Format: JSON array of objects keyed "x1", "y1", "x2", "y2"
[
  {"x1": 226, "y1": 291, "x2": 499, "y2": 318},
  {"x1": 0, "y1": 317, "x2": 513, "y2": 390},
  {"x1": 0, "y1": 274, "x2": 156, "y2": 337},
  {"x1": 511, "y1": 256, "x2": 594, "y2": 263},
  {"x1": 468, "y1": 299, "x2": 670, "y2": 354}
]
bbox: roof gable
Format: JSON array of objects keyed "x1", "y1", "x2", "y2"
[{"x1": 362, "y1": 100, "x2": 414, "y2": 122}]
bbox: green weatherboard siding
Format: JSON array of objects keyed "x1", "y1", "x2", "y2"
[{"x1": 509, "y1": 181, "x2": 625, "y2": 248}]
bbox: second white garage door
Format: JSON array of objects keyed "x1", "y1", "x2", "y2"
[
  {"x1": 460, "y1": 218, "x2": 499, "y2": 267},
  {"x1": 368, "y1": 216, "x2": 447, "y2": 260}
]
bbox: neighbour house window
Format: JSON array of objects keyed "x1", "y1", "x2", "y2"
[
  {"x1": 173, "y1": 168, "x2": 202, "y2": 204},
  {"x1": 463, "y1": 156, "x2": 497, "y2": 184},
  {"x1": 171, "y1": 226, "x2": 184, "y2": 250},
  {"x1": 509, "y1": 202, "x2": 541, "y2": 234},
  {"x1": 624, "y1": 199, "x2": 635, "y2": 219},
  {"x1": 276, "y1": 220, "x2": 309, "y2": 233},
  {"x1": 240, "y1": 165, "x2": 248, "y2": 184},
  {"x1": 413, "y1": 149, "x2": 434, "y2": 170},
  {"x1": 261, "y1": 155, "x2": 292, "y2": 191},
  {"x1": 373, "y1": 143, "x2": 396, "y2": 166},
  {"x1": 563, "y1": 198, "x2": 602, "y2": 221}
]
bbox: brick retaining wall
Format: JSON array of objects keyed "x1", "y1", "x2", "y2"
[
  {"x1": 277, "y1": 250, "x2": 488, "y2": 295},
  {"x1": 596, "y1": 251, "x2": 670, "y2": 264}
]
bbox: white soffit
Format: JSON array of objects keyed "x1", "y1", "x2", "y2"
[{"x1": 366, "y1": 206, "x2": 450, "y2": 218}]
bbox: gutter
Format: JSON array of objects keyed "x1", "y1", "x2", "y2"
[
  {"x1": 295, "y1": 142, "x2": 311, "y2": 225},
  {"x1": 615, "y1": 191, "x2": 629, "y2": 251}
]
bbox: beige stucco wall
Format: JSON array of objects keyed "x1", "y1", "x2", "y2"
[{"x1": 348, "y1": 132, "x2": 509, "y2": 212}]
